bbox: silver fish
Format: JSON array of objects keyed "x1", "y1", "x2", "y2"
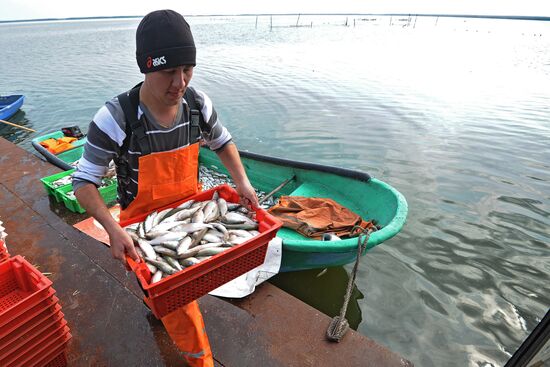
[
  {"x1": 227, "y1": 229, "x2": 254, "y2": 239},
  {"x1": 163, "y1": 256, "x2": 183, "y2": 271},
  {"x1": 206, "y1": 229, "x2": 226, "y2": 239},
  {"x1": 190, "y1": 201, "x2": 204, "y2": 210},
  {"x1": 221, "y1": 212, "x2": 250, "y2": 224},
  {"x1": 202, "y1": 201, "x2": 219, "y2": 222},
  {"x1": 190, "y1": 228, "x2": 209, "y2": 249},
  {"x1": 169, "y1": 222, "x2": 194, "y2": 232},
  {"x1": 126, "y1": 229, "x2": 141, "y2": 243},
  {"x1": 202, "y1": 233, "x2": 223, "y2": 243},
  {"x1": 137, "y1": 239, "x2": 156, "y2": 260},
  {"x1": 147, "y1": 263, "x2": 158, "y2": 274},
  {"x1": 163, "y1": 206, "x2": 201, "y2": 223},
  {"x1": 174, "y1": 206, "x2": 201, "y2": 221},
  {"x1": 151, "y1": 271, "x2": 163, "y2": 284},
  {"x1": 236, "y1": 206, "x2": 250, "y2": 215},
  {"x1": 210, "y1": 223, "x2": 228, "y2": 236},
  {"x1": 195, "y1": 256, "x2": 212, "y2": 262},
  {"x1": 155, "y1": 207, "x2": 174, "y2": 225},
  {"x1": 227, "y1": 203, "x2": 241, "y2": 211},
  {"x1": 176, "y1": 199, "x2": 195, "y2": 210},
  {"x1": 176, "y1": 236, "x2": 193, "y2": 256},
  {"x1": 217, "y1": 198, "x2": 228, "y2": 217},
  {"x1": 179, "y1": 257, "x2": 201, "y2": 267},
  {"x1": 144, "y1": 211, "x2": 157, "y2": 233},
  {"x1": 153, "y1": 246, "x2": 177, "y2": 257},
  {"x1": 149, "y1": 232, "x2": 188, "y2": 245},
  {"x1": 163, "y1": 200, "x2": 195, "y2": 221},
  {"x1": 135, "y1": 247, "x2": 145, "y2": 259},
  {"x1": 157, "y1": 240, "x2": 180, "y2": 251},
  {"x1": 196, "y1": 247, "x2": 226, "y2": 257},
  {"x1": 177, "y1": 242, "x2": 223, "y2": 259},
  {"x1": 147, "y1": 221, "x2": 187, "y2": 237},
  {"x1": 227, "y1": 235, "x2": 248, "y2": 246},
  {"x1": 137, "y1": 221, "x2": 146, "y2": 239},
  {"x1": 145, "y1": 258, "x2": 177, "y2": 275},
  {"x1": 191, "y1": 209, "x2": 205, "y2": 223},
  {"x1": 173, "y1": 223, "x2": 213, "y2": 234},
  {"x1": 223, "y1": 222, "x2": 259, "y2": 230},
  {"x1": 124, "y1": 223, "x2": 139, "y2": 231}
]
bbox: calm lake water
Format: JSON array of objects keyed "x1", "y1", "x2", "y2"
[{"x1": 1, "y1": 15, "x2": 549, "y2": 366}]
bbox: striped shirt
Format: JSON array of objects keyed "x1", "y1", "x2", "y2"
[{"x1": 72, "y1": 86, "x2": 232, "y2": 209}]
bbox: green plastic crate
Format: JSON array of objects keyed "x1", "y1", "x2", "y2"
[
  {"x1": 58, "y1": 180, "x2": 118, "y2": 214},
  {"x1": 40, "y1": 170, "x2": 76, "y2": 203}
]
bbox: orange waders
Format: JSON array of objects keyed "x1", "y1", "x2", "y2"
[{"x1": 119, "y1": 143, "x2": 213, "y2": 367}]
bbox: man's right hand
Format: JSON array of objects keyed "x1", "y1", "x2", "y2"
[
  {"x1": 75, "y1": 184, "x2": 142, "y2": 267},
  {"x1": 108, "y1": 226, "x2": 141, "y2": 267}
]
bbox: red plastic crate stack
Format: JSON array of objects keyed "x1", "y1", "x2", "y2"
[
  {"x1": 0, "y1": 240, "x2": 8, "y2": 263},
  {"x1": 0, "y1": 255, "x2": 71, "y2": 367}
]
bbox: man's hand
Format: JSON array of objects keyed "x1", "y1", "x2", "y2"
[
  {"x1": 75, "y1": 184, "x2": 141, "y2": 268},
  {"x1": 236, "y1": 180, "x2": 259, "y2": 208},
  {"x1": 108, "y1": 226, "x2": 141, "y2": 267}
]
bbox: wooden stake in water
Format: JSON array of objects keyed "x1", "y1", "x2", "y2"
[{"x1": 0, "y1": 119, "x2": 36, "y2": 132}]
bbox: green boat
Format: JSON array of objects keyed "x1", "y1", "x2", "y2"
[
  {"x1": 32, "y1": 131, "x2": 408, "y2": 272},
  {"x1": 199, "y1": 148, "x2": 408, "y2": 272},
  {"x1": 31, "y1": 130, "x2": 86, "y2": 171}
]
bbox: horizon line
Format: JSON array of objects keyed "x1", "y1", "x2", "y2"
[{"x1": 1, "y1": 13, "x2": 550, "y2": 24}]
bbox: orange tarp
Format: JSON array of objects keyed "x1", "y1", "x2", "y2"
[{"x1": 267, "y1": 196, "x2": 376, "y2": 239}]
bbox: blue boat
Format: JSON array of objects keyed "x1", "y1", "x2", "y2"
[{"x1": 0, "y1": 95, "x2": 25, "y2": 120}]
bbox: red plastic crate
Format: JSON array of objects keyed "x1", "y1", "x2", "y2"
[
  {"x1": 0, "y1": 256, "x2": 54, "y2": 326},
  {"x1": 0, "y1": 240, "x2": 8, "y2": 263},
  {"x1": 122, "y1": 184, "x2": 282, "y2": 319},
  {"x1": 10, "y1": 328, "x2": 71, "y2": 367},
  {"x1": 0, "y1": 289, "x2": 57, "y2": 335},
  {"x1": 39, "y1": 349, "x2": 68, "y2": 367},
  {"x1": 1, "y1": 320, "x2": 69, "y2": 367},
  {"x1": 0, "y1": 300, "x2": 61, "y2": 351},
  {"x1": 22, "y1": 328, "x2": 71, "y2": 367},
  {"x1": 0, "y1": 306, "x2": 64, "y2": 359}
]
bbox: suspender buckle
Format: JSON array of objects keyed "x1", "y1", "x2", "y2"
[{"x1": 190, "y1": 109, "x2": 201, "y2": 142}]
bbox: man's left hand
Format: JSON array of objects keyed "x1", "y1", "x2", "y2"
[{"x1": 236, "y1": 181, "x2": 259, "y2": 208}]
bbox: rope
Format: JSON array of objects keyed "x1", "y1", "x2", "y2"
[{"x1": 326, "y1": 225, "x2": 371, "y2": 342}]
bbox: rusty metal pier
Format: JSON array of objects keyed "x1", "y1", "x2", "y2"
[{"x1": 0, "y1": 137, "x2": 412, "y2": 366}]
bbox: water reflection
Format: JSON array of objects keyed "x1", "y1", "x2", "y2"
[
  {"x1": 0, "y1": 110, "x2": 34, "y2": 145},
  {"x1": 270, "y1": 266, "x2": 364, "y2": 330}
]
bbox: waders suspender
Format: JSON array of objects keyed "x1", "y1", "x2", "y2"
[
  {"x1": 184, "y1": 88, "x2": 207, "y2": 143},
  {"x1": 115, "y1": 83, "x2": 148, "y2": 187}
]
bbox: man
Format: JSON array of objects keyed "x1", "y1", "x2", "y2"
[{"x1": 73, "y1": 9, "x2": 258, "y2": 367}]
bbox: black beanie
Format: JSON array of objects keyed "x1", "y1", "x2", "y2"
[{"x1": 136, "y1": 10, "x2": 196, "y2": 73}]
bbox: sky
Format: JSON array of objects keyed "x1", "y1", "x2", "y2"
[{"x1": 1, "y1": 0, "x2": 550, "y2": 21}]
